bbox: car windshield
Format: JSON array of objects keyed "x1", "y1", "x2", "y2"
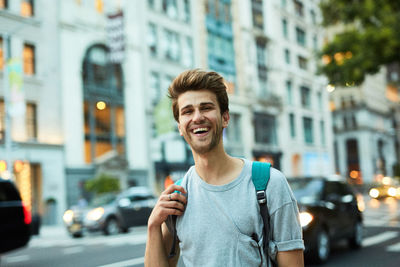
[
  {"x1": 89, "y1": 193, "x2": 117, "y2": 207},
  {"x1": 288, "y1": 179, "x2": 323, "y2": 204}
]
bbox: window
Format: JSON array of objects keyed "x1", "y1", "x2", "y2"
[
  {"x1": 285, "y1": 49, "x2": 290, "y2": 64},
  {"x1": 0, "y1": 37, "x2": 3, "y2": 71},
  {"x1": 310, "y1": 10, "x2": 316, "y2": 24},
  {"x1": 225, "y1": 113, "x2": 242, "y2": 143},
  {"x1": 147, "y1": 23, "x2": 157, "y2": 57},
  {"x1": 300, "y1": 86, "x2": 311, "y2": 108},
  {"x1": 298, "y1": 55, "x2": 307, "y2": 70},
  {"x1": 286, "y1": 80, "x2": 293, "y2": 104},
  {"x1": 303, "y1": 117, "x2": 313, "y2": 144},
  {"x1": 295, "y1": 27, "x2": 306, "y2": 46},
  {"x1": 182, "y1": 0, "x2": 191, "y2": 23},
  {"x1": 282, "y1": 19, "x2": 288, "y2": 39},
  {"x1": 320, "y1": 120, "x2": 325, "y2": 145},
  {"x1": 252, "y1": 0, "x2": 264, "y2": 30},
  {"x1": 289, "y1": 113, "x2": 296, "y2": 138},
  {"x1": 254, "y1": 113, "x2": 278, "y2": 145},
  {"x1": 148, "y1": 0, "x2": 155, "y2": 9},
  {"x1": 317, "y1": 92, "x2": 322, "y2": 111},
  {"x1": 182, "y1": 36, "x2": 193, "y2": 67},
  {"x1": 0, "y1": 100, "x2": 4, "y2": 143},
  {"x1": 149, "y1": 72, "x2": 160, "y2": 105},
  {"x1": 162, "y1": 0, "x2": 178, "y2": 19},
  {"x1": 162, "y1": 29, "x2": 180, "y2": 62},
  {"x1": 294, "y1": 0, "x2": 304, "y2": 17},
  {"x1": 313, "y1": 35, "x2": 318, "y2": 50},
  {"x1": 26, "y1": 103, "x2": 37, "y2": 140},
  {"x1": 23, "y1": 43, "x2": 35, "y2": 75},
  {"x1": 256, "y1": 39, "x2": 267, "y2": 81},
  {"x1": 0, "y1": 0, "x2": 8, "y2": 9},
  {"x1": 21, "y1": 0, "x2": 34, "y2": 17}
]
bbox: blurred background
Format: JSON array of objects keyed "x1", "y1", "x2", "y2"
[{"x1": 1, "y1": 0, "x2": 400, "y2": 266}]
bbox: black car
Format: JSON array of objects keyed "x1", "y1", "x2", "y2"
[
  {"x1": 288, "y1": 176, "x2": 363, "y2": 264},
  {"x1": 0, "y1": 178, "x2": 31, "y2": 254},
  {"x1": 63, "y1": 186, "x2": 156, "y2": 237}
]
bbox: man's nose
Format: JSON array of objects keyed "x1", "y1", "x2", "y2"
[{"x1": 192, "y1": 109, "x2": 204, "y2": 122}]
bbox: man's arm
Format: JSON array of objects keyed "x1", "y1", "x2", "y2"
[
  {"x1": 144, "y1": 185, "x2": 186, "y2": 267},
  {"x1": 276, "y1": 249, "x2": 304, "y2": 267}
]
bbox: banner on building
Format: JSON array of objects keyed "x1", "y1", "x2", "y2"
[
  {"x1": 106, "y1": 11, "x2": 125, "y2": 64},
  {"x1": 8, "y1": 58, "x2": 25, "y2": 117}
]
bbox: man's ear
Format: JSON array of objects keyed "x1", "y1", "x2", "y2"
[{"x1": 222, "y1": 111, "x2": 230, "y2": 128}]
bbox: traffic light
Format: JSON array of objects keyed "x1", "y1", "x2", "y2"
[
  {"x1": 0, "y1": 160, "x2": 7, "y2": 172},
  {"x1": 14, "y1": 160, "x2": 24, "y2": 173}
]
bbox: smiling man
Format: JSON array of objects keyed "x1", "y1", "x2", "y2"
[{"x1": 145, "y1": 69, "x2": 304, "y2": 267}]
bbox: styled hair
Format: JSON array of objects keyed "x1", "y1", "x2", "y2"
[{"x1": 168, "y1": 69, "x2": 229, "y2": 122}]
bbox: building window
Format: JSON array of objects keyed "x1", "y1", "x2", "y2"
[
  {"x1": 286, "y1": 80, "x2": 293, "y2": 105},
  {"x1": 289, "y1": 113, "x2": 296, "y2": 138},
  {"x1": 300, "y1": 86, "x2": 311, "y2": 109},
  {"x1": 0, "y1": 100, "x2": 4, "y2": 143},
  {"x1": 256, "y1": 39, "x2": 267, "y2": 81},
  {"x1": 252, "y1": 0, "x2": 264, "y2": 30},
  {"x1": 282, "y1": 19, "x2": 288, "y2": 39},
  {"x1": 313, "y1": 35, "x2": 318, "y2": 50},
  {"x1": 149, "y1": 72, "x2": 160, "y2": 105},
  {"x1": 0, "y1": 37, "x2": 3, "y2": 71},
  {"x1": 0, "y1": 0, "x2": 8, "y2": 9},
  {"x1": 320, "y1": 120, "x2": 325, "y2": 145},
  {"x1": 284, "y1": 49, "x2": 291, "y2": 64},
  {"x1": 254, "y1": 113, "x2": 278, "y2": 145},
  {"x1": 23, "y1": 43, "x2": 35, "y2": 75},
  {"x1": 303, "y1": 117, "x2": 313, "y2": 144},
  {"x1": 295, "y1": 27, "x2": 306, "y2": 46},
  {"x1": 225, "y1": 113, "x2": 242, "y2": 143},
  {"x1": 317, "y1": 92, "x2": 322, "y2": 111},
  {"x1": 310, "y1": 9, "x2": 316, "y2": 24},
  {"x1": 148, "y1": 0, "x2": 155, "y2": 9},
  {"x1": 162, "y1": 29, "x2": 180, "y2": 62},
  {"x1": 162, "y1": 0, "x2": 178, "y2": 19},
  {"x1": 26, "y1": 103, "x2": 37, "y2": 140},
  {"x1": 182, "y1": 36, "x2": 193, "y2": 67},
  {"x1": 147, "y1": 23, "x2": 157, "y2": 57},
  {"x1": 294, "y1": 0, "x2": 304, "y2": 17},
  {"x1": 182, "y1": 0, "x2": 191, "y2": 23},
  {"x1": 298, "y1": 55, "x2": 307, "y2": 70},
  {"x1": 21, "y1": 0, "x2": 34, "y2": 17}
]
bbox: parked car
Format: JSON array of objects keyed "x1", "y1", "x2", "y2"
[
  {"x1": 288, "y1": 176, "x2": 363, "y2": 264},
  {"x1": 0, "y1": 178, "x2": 32, "y2": 254},
  {"x1": 63, "y1": 186, "x2": 156, "y2": 238},
  {"x1": 368, "y1": 177, "x2": 400, "y2": 199}
]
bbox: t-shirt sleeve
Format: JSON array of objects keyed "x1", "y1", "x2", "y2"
[{"x1": 266, "y1": 168, "x2": 305, "y2": 254}]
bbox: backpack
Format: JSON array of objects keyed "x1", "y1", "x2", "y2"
[{"x1": 168, "y1": 161, "x2": 272, "y2": 265}]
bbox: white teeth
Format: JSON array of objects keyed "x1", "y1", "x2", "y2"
[{"x1": 193, "y1": 128, "x2": 208, "y2": 134}]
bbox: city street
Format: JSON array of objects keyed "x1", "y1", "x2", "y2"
[{"x1": 1, "y1": 195, "x2": 400, "y2": 267}]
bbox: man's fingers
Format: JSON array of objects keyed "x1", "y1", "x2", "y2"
[{"x1": 164, "y1": 184, "x2": 187, "y2": 195}]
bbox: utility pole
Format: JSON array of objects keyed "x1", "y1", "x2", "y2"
[{"x1": 2, "y1": 33, "x2": 13, "y2": 180}]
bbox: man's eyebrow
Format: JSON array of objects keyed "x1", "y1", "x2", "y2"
[{"x1": 199, "y1": 102, "x2": 216, "y2": 106}]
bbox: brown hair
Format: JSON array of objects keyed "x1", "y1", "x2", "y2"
[{"x1": 168, "y1": 69, "x2": 229, "y2": 122}]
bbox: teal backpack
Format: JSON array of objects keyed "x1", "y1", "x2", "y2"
[{"x1": 168, "y1": 161, "x2": 272, "y2": 265}]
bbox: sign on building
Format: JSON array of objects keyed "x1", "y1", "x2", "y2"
[{"x1": 106, "y1": 11, "x2": 125, "y2": 64}]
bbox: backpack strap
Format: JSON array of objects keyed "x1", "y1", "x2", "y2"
[
  {"x1": 168, "y1": 178, "x2": 182, "y2": 259},
  {"x1": 252, "y1": 161, "x2": 272, "y2": 266}
]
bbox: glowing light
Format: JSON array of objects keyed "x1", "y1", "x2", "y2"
[
  {"x1": 382, "y1": 176, "x2": 391, "y2": 185},
  {"x1": 326, "y1": 84, "x2": 335, "y2": 93},
  {"x1": 322, "y1": 55, "x2": 331, "y2": 65},
  {"x1": 345, "y1": 81, "x2": 355, "y2": 87},
  {"x1": 14, "y1": 160, "x2": 24, "y2": 173},
  {"x1": 299, "y1": 212, "x2": 313, "y2": 227},
  {"x1": 388, "y1": 187, "x2": 396, "y2": 197},
  {"x1": 369, "y1": 188, "x2": 379, "y2": 199},
  {"x1": 350, "y1": 170, "x2": 359, "y2": 179},
  {"x1": 0, "y1": 160, "x2": 6, "y2": 172},
  {"x1": 96, "y1": 101, "x2": 106, "y2": 110}
]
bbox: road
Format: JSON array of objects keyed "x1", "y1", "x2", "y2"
[{"x1": 1, "y1": 195, "x2": 399, "y2": 267}]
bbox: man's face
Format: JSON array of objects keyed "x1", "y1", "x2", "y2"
[{"x1": 177, "y1": 90, "x2": 229, "y2": 155}]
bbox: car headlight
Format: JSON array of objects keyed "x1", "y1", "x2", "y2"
[
  {"x1": 369, "y1": 188, "x2": 379, "y2": 198},
  {"x1": 86, "y1": 207, "x2": 104, "y2": 221},
  {"x1": 388, "y1": 187, "x2": 396, "y2": 197},
  {"x1": 299, "y1": 211, "x2": 313, "y2": 227},
  {"x1": 63, "y1": 210, "x2": 74, "y2": 224}
]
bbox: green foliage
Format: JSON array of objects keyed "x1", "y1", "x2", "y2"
[
  {"x1": 84, "y1": 173, "x2": 120, "y2": 195},
  {"x1": 318, "y1": 0, "x2": 400, "y2": 86}
]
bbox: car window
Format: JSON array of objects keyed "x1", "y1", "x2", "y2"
[
  {"x1": 129, "y1": 194, "x2": 154, "y2": 201},
  {"x1": 89, "y1": 193, "x2": 117, "y2": 207},
  {"x1": 0, "y1": 182, "x2": 21, "y2": 202},
  {"x1": 288, "y1": 179, "x2": 323, "y2": 203}
]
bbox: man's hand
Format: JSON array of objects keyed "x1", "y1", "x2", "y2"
[{"x1": 148, "y1": 184, "x2": 187, "y2": 229}]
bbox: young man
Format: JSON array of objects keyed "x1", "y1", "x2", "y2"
[{"x1": 145, "y1": 69, "x2": 304, "y2": 266}]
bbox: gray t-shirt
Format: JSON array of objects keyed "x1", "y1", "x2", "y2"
[{"x1": 168, "y1": 159, "x2": 304, "y2": 266}]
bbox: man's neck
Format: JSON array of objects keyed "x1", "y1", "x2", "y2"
[{"x1": 192, "y1": 145, "x2": 243, "y2": 185}]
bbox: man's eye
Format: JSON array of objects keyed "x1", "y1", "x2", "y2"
[{"x1": 182, "y1": 110, "x2": 191, "y2": 115}]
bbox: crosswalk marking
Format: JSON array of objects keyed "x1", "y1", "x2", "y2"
[
  {"x1": 362, "y1": 231, "x2": 398, "y2": 247},
  {"x1": 63, "y1": 246, "x2": 85, "y2": 254},
  {"x1": 4, "y1": 255, "x2": 30, "y2": 263},
  {"x1": 97, "y1": 256, "x2": 145, "y2": 267},
  {"x1": 387, "y1": 242, "x2": 400, "y2": 252}
]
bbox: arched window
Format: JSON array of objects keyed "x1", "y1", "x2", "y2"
[{"x1": 82, "y1": 44, "x2": 125, "y2": 163}]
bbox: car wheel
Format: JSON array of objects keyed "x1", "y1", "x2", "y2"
[
  {"x1": 72, "y1": 232, "x2": 83, "y2": 238},
  {"x1": 103, "y1": 217, "x2": 120, "y2": 235},
  {"x1": 348, "y1": 221, "x2": 363, "y2": 249},
  {"x1": 311, "y1": 228, "x2": 330, "y2": 264}
]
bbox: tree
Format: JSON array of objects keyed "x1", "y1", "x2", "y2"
[
  {"x1": 84, "y1": 173, "x2": 120, "y2": 195},
  {"x1": 318, "y1": 0, "x2": 400, "y2": 86}
]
